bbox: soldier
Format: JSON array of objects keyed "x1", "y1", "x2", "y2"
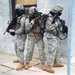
[
  {"x1": 45, "y1": 4, "x2": 64, "y2": 73},
  {"x1": 9, "y1": 4, "x2": 27, "y2": 70},
  {"x1": 24, "y1": 6, "x2": 46, "y2": 70}
]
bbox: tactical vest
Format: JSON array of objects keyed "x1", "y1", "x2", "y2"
[{"x1": 30, "y1": 20, "x2": 45, "y2": 34}]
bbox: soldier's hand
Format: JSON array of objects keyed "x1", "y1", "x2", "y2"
[
  {"x1": 55, "y1": 19, "x2": 61, "y2": 26},
  {"x1": 9, "y1": 29, "x2": 15, "y2": 36},
  {"x1": 31, "y1": 18, "x2": 38, "y2": 24},
  {"x1": 10, "y1": 32, "x2": 15, "y2": 36},
  {"x1": 32, "y1": 18, "x2": 38, "y2": 22}
]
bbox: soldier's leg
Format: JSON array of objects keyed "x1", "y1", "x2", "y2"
[
  {"x1": 16, "y1": 35, "x2": 26, "y2": 63},
  {"x1": 13, "y1": 36, "x2": 19, "y2": 63},
  {"x1": 45, "y1": 38, "x2": 58, "y2": 73},
  {"x1": 16, "y1": 50, "x2": 25, "y2": 70},
  {"x1": 53, "y1": 41, "x2": 64, "y2": 67},
  {"x1": 46, "y1": 38, "x2": 57, "y2": 66},
  {"x1": 16, "y1": 35, "x2": 26, "y2": 70},
  {"x1": 25, "y1": 35, "x2": 35, "y2": 69},
  {"x1": 36, "y1": 38, "x2": 46, "y2": 70}
]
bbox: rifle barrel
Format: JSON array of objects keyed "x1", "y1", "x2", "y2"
[{"x1": 3, "y1": 31, "x2": 7, "y2": 35}]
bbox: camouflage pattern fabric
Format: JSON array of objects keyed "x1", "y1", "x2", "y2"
[
  {"x1": 14, "y1": 14, "x2": 27, "y2": 63},
  {"x1": 45, "y1": 17, "x2": 60, "y2": 66},
  {"x1": 25, "y1": 35, "x2": 45, "y2": 64},
  {"x1": 25, "y1": 17, "x2": 46, "y2": 64}
]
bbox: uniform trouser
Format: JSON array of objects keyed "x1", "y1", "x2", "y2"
[
  {"x1": 25, "y1": 35, "x2": 46, "y2": 64},
  {"x1": 14, "y1": 34, "x2": 27, "y2": 63},
  {"x1": 46, "y1": 36, "x2": 60, "y2": 66}
]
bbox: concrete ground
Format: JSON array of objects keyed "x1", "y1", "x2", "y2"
[{"x1": 0, "y1": 52, "x2": 74, "y2": 75}]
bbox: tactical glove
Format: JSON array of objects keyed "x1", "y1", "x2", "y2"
[
  {"x1": 55, "y1": 19, "x2": 61, "y2": 26},
  {"x1": 10, "y1": 32, "x2": 15, "y2": 36},
  {"x1": 9, "y1": 29, "x2": 15, "y2": 36}
]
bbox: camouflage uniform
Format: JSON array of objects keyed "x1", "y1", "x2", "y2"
[
  {"x1": 25, "y1": 18, "x2": 45, "y2": 64},
  {"x1": 25, "y1": 7, "x2": 45, "y2": 67},
  {"x1": 43, "y1": 4, "x2": 64, "y2": 73},
  {"x1": 14, "y1": 4, "x2": 27, "y2": 64},
  {"x1": 14, "y1": 15, "x2": 26, "y2": 63},
  {"x1": 45, "y1": 17, "x2": 60, "y2": 66},
  {"x1": 45, "y1": 4, "x2": 63, "y2": 66}
]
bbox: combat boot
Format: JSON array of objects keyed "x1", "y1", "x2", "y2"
[
  {"x1": 16, "y1": 63, "x2": 24, "y2": 70},
  {"x1": 45, "y1": 65, "x2": 55, "y2": 73},
  {"x1": 25, "y1": 62, "x2": 29, "y2": 69},
  {"x1": 13, "y1": 59, "x2": 19, "y2": 63},
  {"x1": 53, "y1": 60, "x2": 64, "y2": 67},
  {"x1": 41, "y1": 63, "x2": 46, "y2": 71}
]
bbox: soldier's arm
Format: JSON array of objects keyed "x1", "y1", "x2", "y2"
[
  {"x1": 25, "y1": 18, "x2": 34, "y2": 30},
  {"x1": 15, "y1": 17, "x2": 25, "y2": 35},
  {"x1": 45, "y1": 17, "x2": 58, "y2": 31}
]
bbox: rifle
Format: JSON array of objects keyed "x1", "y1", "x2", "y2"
[
  {"x1": 54, "y1": 17, "x2": 68, "y2": 40},
  {"x1": 3, "y1": 17, "x2": 17, "y2": 35},
  {"x1": 47, "y1": 13, "x2": 68, "y2": 40}
]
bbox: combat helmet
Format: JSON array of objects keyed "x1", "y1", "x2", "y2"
[
  {"x1": 15, "y1": 4, "x2": 25, "y2": 16},
  {"x1": 50, "y1": 4, "x2": 63, "y2": 16},
  {"x1": 29, "y1": 6, "x2": 38, "y2": 15},
  {"x1": 15, "y1": 4, "x2": 24, "y2": 10}
]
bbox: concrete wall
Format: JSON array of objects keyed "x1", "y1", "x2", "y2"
[{"x1": 0, "y1": 0, "x2": 15, "y2": 54}]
